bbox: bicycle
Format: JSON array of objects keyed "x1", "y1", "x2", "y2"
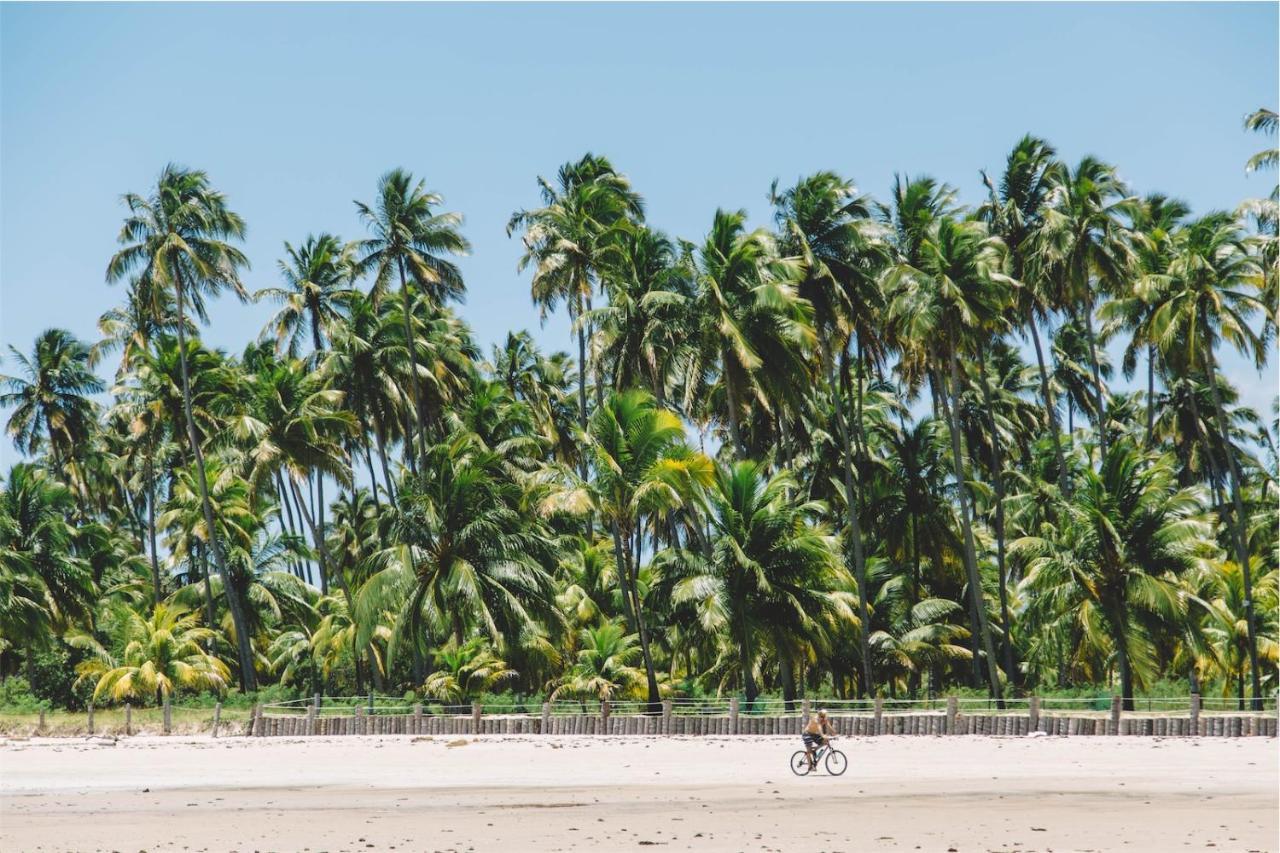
[{"x1": 790, "y1": 737, "x2": 847, "y2": 776}]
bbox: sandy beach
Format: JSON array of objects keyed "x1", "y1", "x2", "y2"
[{"x1": 1, "y1": 734, "x2": 1275, "y2": 853}]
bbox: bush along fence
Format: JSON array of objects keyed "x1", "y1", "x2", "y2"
[{"x1": 248, "y1": 695, "x2": 1278, "y2": 739}]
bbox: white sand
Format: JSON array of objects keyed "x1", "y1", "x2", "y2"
[{"x1": 1, "y1": 733, "x2": 1275, "y2": 852}]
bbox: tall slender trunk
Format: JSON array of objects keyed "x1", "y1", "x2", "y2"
[
  {"x1": 275, "y1": 471, "x2": 304, "y2": 580},
  {"x1": 1080, "y1": 297, "x2": 1109, "y2": 457},
  {"x1": 1027, "y1": 308, "x2": 1071, "y2": 495},
  {"x1": 820, "y1": 334, "x2": 874, "y2": 696},
  {"x1": 1145, "y1": 343, "x2": 1157, "y2": 446},
  {"x1": 397, "y1": 257, "x2": 431, "y2": 473},
  {"x1": 373, "y1": 412, "x2": 397, "y2": 507},
  {"x1": 610, "y1": 520, "x2": 660, "y2": 708},
  {"x1": 779, "y1": 651, "x2": 796, "y2": 711},
  {"x1": 308, "y1": 473, "x2": 327, "y2": 594},
  {"x1": 172, "y1": 270, "x2": 257, "y2": 691},
  {"x1": 289, "y1": 476, "x2": 382, "y2": 689},
  {"x1": 939, "y1": 350, "x2": 1004, "y2": 705},
  {"x1": 722, "y1": 354, "x2": 749, "y2": 460},
  {"x1": 1203, "y1": 356, "x2": 1263, "y2": 710},
  {"x1": 361, "y1": 437, "x2": 383, "y2": 516},
  {"x1": 974, "y1": 342, "x2": 1017, "y2": 684},
  {"x1": 1113, "y1": 614, "x2": 1134, "y2": 711},
  {"x1": 144, "y1": 436, "x2": 161, "y2": 604},
  {"x1": 197, "y1": 541, "x2": 216, "y2": 635},
  {"x1": 738, "y1": 609, "x2": 758, "y2": 706}
]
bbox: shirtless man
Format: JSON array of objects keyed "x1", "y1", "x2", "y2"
[{"x1": 801, "y1": 709, "x2": 836, "y2": 770}]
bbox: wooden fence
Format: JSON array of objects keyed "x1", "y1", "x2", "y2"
[{"x1": 251, "y1": 697, "x2": 1278, "y2": 738}]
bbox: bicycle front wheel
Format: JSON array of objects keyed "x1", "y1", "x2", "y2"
[
  {"x1": 790, "y1": 750, "x2": 813, "y2": 776},
  {"x1": 825, "y1": 749, "x2": 848, "y2": 776}
]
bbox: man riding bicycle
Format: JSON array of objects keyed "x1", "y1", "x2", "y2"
[{"x1": 802, "y1": 709, "x2": 836, "y2": 770}]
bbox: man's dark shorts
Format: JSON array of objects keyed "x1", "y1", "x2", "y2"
[{"x1": 802, "y1": 733, "x2": 824, "y2": 749}]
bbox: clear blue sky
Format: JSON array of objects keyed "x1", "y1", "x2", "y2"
[{"x1": 2, "y1": 3, "x2": 1277, "y2": 470}]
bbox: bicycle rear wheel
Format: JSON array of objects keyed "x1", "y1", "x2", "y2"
[
  {"x1": 790, "y1": 750, "x2": 813, "y2": 776},
  {"x1": 825, "y1": 749, "x2": 848, "y2": 776}
]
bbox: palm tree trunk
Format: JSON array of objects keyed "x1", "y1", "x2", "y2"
[
  {"x1": 1114, "y1": 618, "x2": 1134, "y2": 711},
  {"x1": 1203, "y1": 356, "x2": 1263, "y2": 710},
  {"x1": 197, "y1": 542, "x2": 216, "y2": 646},
  {"x1": 288, "y1": 476, "x2": 382, "y2": 689},
  {"x1": 372, "y1": 412, "x2": 397, "y2": 506},
  {"x1": 819, "y1": 334, "x2": 874, "y2": 696},
  {"x1": 361, "y1": 437, "x2": 383, "y2": 516},
  {"x1": 610, "y1": 521, "x2": 660, "y2": 708},
  {"x1": 974, "y1": 342, "x2": 1017, "y2": 685},
  {"x1": 171, "y1": 270, "x2": 257, "y2": 691},
  {"x1": 1145, "y1": 343, "x2": 1157, "y2": 446},
  {"x1": 722, "y1": 354, "x2": 749, "y2": 460},
  {"x1": 274, "y1": 471, "x2": 303, "y2": 579},
  {"x1": 738, "y1": 613, "x2": 758, "y2": 707},
  {"x1": 144, "y1": 436, "x2": 162, "y2": 604},
  {"x1": 396, "y1": 258, "x2": 431, "y2": 474},
  {"x1": 1027, "y1": 308, "x2": 1071, "y2": 495},
  {"x1": 939, "y1": 351, "x2": 1004, "y2": 705},
  {"x1": 1080, "y1": 298, "x2": 1109, "y2": 457}
]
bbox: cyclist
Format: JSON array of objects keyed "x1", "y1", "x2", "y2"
[{"x1": 801, "y1": 709, "x2": 836, "y2": 770}]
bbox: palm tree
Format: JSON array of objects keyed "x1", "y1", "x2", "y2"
[
  {"x1": 354, "y1": 169, "x2": 470, "y2": 470},
  {"x1": 1145, "y1": 211, "x2": 1268, "y2": 707},
  {"x1": 541, "y1": 389, "x2": 712, "y2": 707},
  {"x1": 1195, "y1": 559, "x2": 1278, "y2": 709},
  {"x1": 236, "y1": 354, "x2": 356, "y2": 597},
  {"x1": 550, "y1": 621, "x2": 648, "y2": 702},
  {"x1": 0, "y1": 464, "x2": 95, "y2": 679},
  {"x1": 1039, "y1": 156, "x2": 1136, "y2": 457},
  {"x1": 1051, "y1": 317, "x2": 1112, "y2": 438},
  {"x1": 1100, "y1": 195, "x2": 1191, "y2": 442},
  {"x1": 661, "y1": 460, "x2": 855, "y2": 705},
  {"x1": 509, "y1": 154, "x2": 644, "y2": 440},
  {"x1": 685, "y1": 209, "x2": 812, "y2": 459},
  {"x1": 1015, "y1": 441, "x2": 1213, "y2": 708},
  {"x1": 324, "y1": 292, "x2": 408, "y2": 506},
  {"x1": 979, "y1": 136, "x2": 1072, "y2": 495},
  {"x1": 105, "y1": 164, "x2": 257, "y2": 690},
  {"x1": 360, "y1": 433, "x2": 559, "y2": 685},
  {"x1": 888, "y1": 214, "x2": 1011, "y2": 701},
  {"x1": 72, "y1": 602, "x2": 230, "y2": 704},
  {"x1": 591, "y1": 224, "x2": 692, "y2": 406},
  {"x1": 1, "y1": 329, "x2": 104, "y2": 484},
  {"x1": 421, "y1": 637, "x2": 518, "y2": 702},
  {"x1": 257, "y1": 233, "x2": 357, "y2": 358},
  {"x1": 771, "y1": 172, "x2": 885, "y2": 694}
]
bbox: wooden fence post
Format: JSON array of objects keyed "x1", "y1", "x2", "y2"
[
  {"x1": 1189, "y1": 693, "x2": 1201, "y2": 736},
  {"x1": 946, "y1": 697, "x2": 958, "y2": 735},
  {"x1": 163, "y1": 697, "x2": 172, "y2": 735},
  {"x1": 412, "y1": 703, "x2": 423, "y2": 734},
  {"x1": 314, "y1": 693, "x2": 322, "y2": 711},
  {"x1": 801, "y1": 698, "x2": 811, "y2": 726},
  {"x1": 37, "y1": 709, "x2": 46, "y2": 735},
  {"x1": 355, "y1": 706, "x2": 366, "y2": 736},
  {"x1": 541, "y1": 702, "x2": 551, "y2": 735},
  {"x1": 87, "y1": 702, "x2": 94, "y2": 735},
  {"x1": 306, "y1": 703, "x2": 317, "y2": 736},
  {"x1": 873, "y1": 697, "x2": 884, "y2": 736},
  {"x1": 252, "y1": 704, "x2": 264, "y2": 737},
  {"x1": 1028, "y1": 696, "x2": 1040, "y2": 732},
  {"x1": 662, "y1": 699, "x2": 672, "y2": 735},
  {"x1": 472, "y1": 702, "x2": 482, "y2": 734},
  {"x1": 600, "y1": 699, "x2": 610, "y2": 727},
  {"x1": 212, "y1": 702, "x2": 222, "y2": 738},
  {"x1": 124, "y1": 703, "x2": 132, "y2": 736},
  {"x1": 730, "y1": 698, "x2": 739, "y2": 734},
  {"x1": 1110, "y1": 696, "x2": 1122, "y2": 735}
]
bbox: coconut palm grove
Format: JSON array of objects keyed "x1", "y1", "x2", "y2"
[{"x1": 1, "y1": 114, "x2": 1276, "y2": 718}]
